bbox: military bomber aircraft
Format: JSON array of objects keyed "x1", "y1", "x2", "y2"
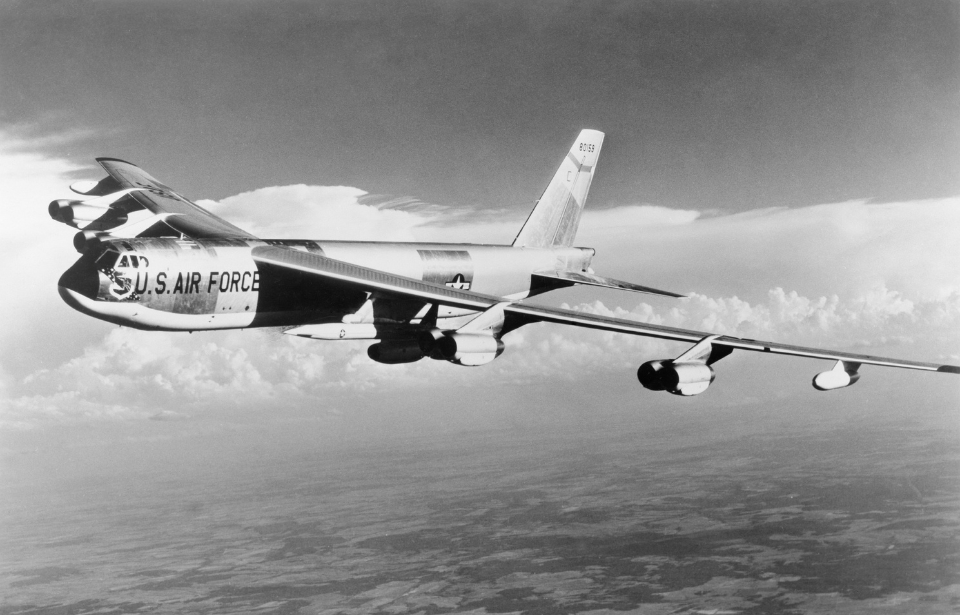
[{"x1": 51, "y1": 130, "x2": 959, "y2": 395}]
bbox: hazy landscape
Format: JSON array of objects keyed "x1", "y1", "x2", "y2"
[{"x1": 3, "y1": 391, "x2": 958, "y2": 614}]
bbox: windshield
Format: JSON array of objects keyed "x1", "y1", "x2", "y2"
[{"x1": 94, "y1": 249, "x2": 120, "y2": 270}]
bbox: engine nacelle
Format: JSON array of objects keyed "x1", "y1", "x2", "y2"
[
  {"x1": 49, "y1": 199, "x2": 78, "y2": 223},
  {"x1": 49, "y1": 199, "x2": 121, "y2": 227},
  {"x1": 367, "y1": 340, "x2": 425, "y2": 364},
  {"x1": 73, "y1": 230, "x2": 108, "y2": 254},
  {"x1": 812, "y1": 367, "x2": 860, "y2": 391},
  {"x1": 637, "y1": 360, "x2": 716, "y2": 396},
  {"x1": 435, "y1": 333, "x2": 504, "y2": 366},
  {"x1": 418, "y1": 328, "x2": 446, "y2": 357}
]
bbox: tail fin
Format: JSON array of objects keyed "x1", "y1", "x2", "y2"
[{"x1": 513, "y1": 129, "x2": 604, "y2": 248}]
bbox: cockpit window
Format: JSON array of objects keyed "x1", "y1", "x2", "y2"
[
  {"x1": 94, "y1": 249, "x2": 148, "y2": 270},
  {"x1": 95, "y1": 249, "x2": 120, "y2": 270}
]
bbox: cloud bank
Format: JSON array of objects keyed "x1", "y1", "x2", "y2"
[
  {"x1": 2, "y1": 141, "x2": 958, "y2": 428},
  {"x1": 6, "y1": 281, "x2": 957, "y2": 429}
]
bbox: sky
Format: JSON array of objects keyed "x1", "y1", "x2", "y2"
[{"x1": 1, "y1": 2, "x2": 958, "y2": 479}]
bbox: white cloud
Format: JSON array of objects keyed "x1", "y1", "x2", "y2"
[
  {"x1": 0, "y1": 132, "x2": 106, "y2": 379},
  {"x1": 581, "y1": 204, "x2": 702, "y2": 232},
  {"x1": 201, "y1": 185, "x2": 428, "y2": 241},
  {"x1": 4, "y1": 282, "x2": 956, "y2": 429},
  {"x1": 2, "y1": 143, "x2": 957, "y2": 428},
  {"x1": 581, "y1": 199, "x2": 960, "y2": 303},
  {"x1": 202, "y1": 185, "x2": 523, "y2": 245}
]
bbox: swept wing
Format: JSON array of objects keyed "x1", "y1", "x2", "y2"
[
  {"x1": 96, "y1": 158, "x2": 257, "y2": 239},
  {"x1": 252, "y1": 245, "x2": 959, "y2": 374}
]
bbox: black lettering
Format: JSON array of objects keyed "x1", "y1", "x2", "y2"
[
  {"x1": 252, "y1": 270, "x2": 260, "y2": 291},
  {"x1": 155, "y1": 272, "x2": 167, "y2": 294},
  {"x1": 230, "y1": 272, "x2": 241, "y2": 292},
  {"x1": 241, "y1": 271, "x2": 251, "y2": 291},
  {"x1": 189, "y1": 272, "x2": 201, "y2": 294},
  {"x1": 219, "y1": 272, "x2": 230, "y2": 292},
  {"x1": 135, "y1": 273, "x2": 148, "y2": 294},
  {"x1": 173, "y1": 273, "x2": 184, "y2": 294},
  {"x1": 208, "y1": 272, "x2": 219, "y2": 292}
]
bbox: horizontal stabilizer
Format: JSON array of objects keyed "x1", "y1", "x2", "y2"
[{"x1": 532, "y1": 270, "x2": 685, "y2": 298}]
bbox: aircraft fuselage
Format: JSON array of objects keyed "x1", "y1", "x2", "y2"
[{"x1": 58, "y1": 237, "x2": 595, "y2": 334}]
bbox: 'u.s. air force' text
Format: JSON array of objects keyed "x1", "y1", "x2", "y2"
[{"x1": 146, "y1": 271, "x2": 261, "y2": 294}]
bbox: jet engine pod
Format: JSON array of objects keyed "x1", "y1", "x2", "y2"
[
  {"x1": 68, "y1": 204, "x2": 117, "y2": 223},
  {"x1": 49, "y1": 199, "x2": 77, "y2": 223},
  {"x1": 418, "y1": 328, "x2": 445, "y2": 354},
  {"x1": 637, "y1": 360, "x2": 716, "y2": 396},
  {"x1": 73, "y1": 230, "x2": 107, "y2": 254},
  {"x1": 637, "y1": 360, "x2": 669, "y2": 391},
  {"x1": 50, "y1": 200, "x2": 121, "y2": 227},
  {"x1": 367, "y1": 340, "x2": 425, "y2": 364},
  {"x1": 436, "y1": 333, "x2": 504, "y2": 366}
]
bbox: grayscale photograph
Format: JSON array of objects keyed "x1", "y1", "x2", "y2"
[{"x1": 1, "y1": 1, "x2": 958, "y2": 613}]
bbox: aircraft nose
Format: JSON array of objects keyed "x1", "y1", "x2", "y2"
[{"x1": 58, "y1": 256, "x2": 100, "y2": 300}]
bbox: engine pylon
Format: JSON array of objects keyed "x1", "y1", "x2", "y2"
[{"x1": 637, "y1": 335, "x2": 733, "y2": 396}]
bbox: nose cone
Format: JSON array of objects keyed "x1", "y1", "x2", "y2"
[{"x1": 58, "y1": 256, "x2": 100, "y2": 303}]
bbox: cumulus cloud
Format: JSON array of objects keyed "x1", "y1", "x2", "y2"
[
  {"x1": 2, "y1": 142, "x2": 957, "y2": 428},
  {"x1": 202, "y1": 185, "x2": 522, "y2": 244},
  {"x1": 201, "y1": 185, "x2": 428, "y2": 241},
  {"x1": 5, "y1": 282, "x2": 956, "y2": 429},
  {"x1": 581, "y1": 198, "x2": 960, "y2": 303},
  {"x1": 0, "y1": 131, "x2": 105, "y2": 379}
]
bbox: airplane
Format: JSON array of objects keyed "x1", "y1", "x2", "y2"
[{"x1": 50, "y1": 130, "x2": 958, "y2": 396}]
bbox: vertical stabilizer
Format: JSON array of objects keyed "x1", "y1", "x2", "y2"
[{"x1": 513, "y1": 129, "x2": 604, "y2": 248}]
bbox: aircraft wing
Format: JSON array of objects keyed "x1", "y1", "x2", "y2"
[
  {"x1": 96, "y1": 158, "x2": 257, "y2": 240},
  {"x1": 252, "y1": 245, "x2": 960, "y2": 374},
  {"x1": 505, "y1": 302, "x2": 958, "y2": 373}
]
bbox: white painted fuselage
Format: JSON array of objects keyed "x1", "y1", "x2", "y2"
[{"x1": 58, "y1": 237, "x2": 595, "y2": 335}]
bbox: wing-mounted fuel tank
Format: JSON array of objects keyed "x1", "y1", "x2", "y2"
[
  {"x1": 812, "y1": 360, "x2": 861, "y2": 391},
  {"x1": 637, "y1": 335, "x2": 733, "y2": 396}
]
